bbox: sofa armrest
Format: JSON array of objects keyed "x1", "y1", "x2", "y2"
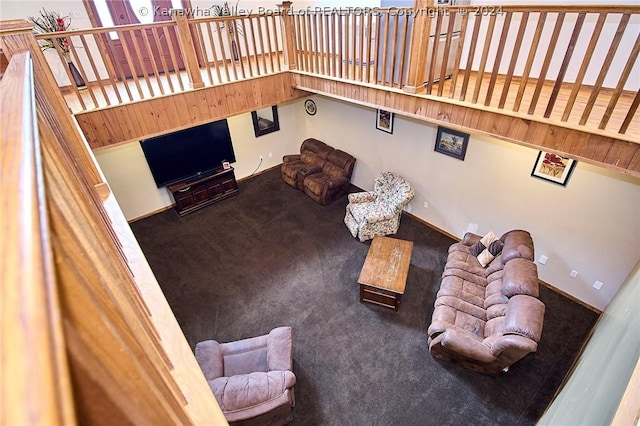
[
  {"x1": 439, "y1": 328, "x2": 496, "y2": 363},
  {"x1": 348, "y1": 191, "x2": 377, "y2": 204},
  {"x1": 462, "y1": 232, "x2": 482, "y2": 246},
  {"x1": 195, "y1": 340, "x2": 224, "y2": 380},
  {"x1": 282, "y1": 154, "x2": 301, "y2": 163},
  {"x1": 489, "y1": 334, "x2": 538, "y2": 359},
  {"x1": 267, "y1": 327, "x2": 293, "y2": 371}
]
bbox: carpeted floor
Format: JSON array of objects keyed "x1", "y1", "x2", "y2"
[{"x1": 130, "y1": 167, "x2": 599, "y2": 426}]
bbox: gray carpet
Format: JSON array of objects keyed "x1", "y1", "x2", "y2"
[{"x1": 130, "y1": 167, "x2": 599, "y2": 426}]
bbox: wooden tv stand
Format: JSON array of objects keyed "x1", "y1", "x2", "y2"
[{"x1": 167, "y1": 167, "x2": 239, "y2": 216}]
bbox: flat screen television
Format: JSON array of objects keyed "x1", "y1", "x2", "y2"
[{"x1": 140, "y1": 119, "x2": 236, "y2": 188}]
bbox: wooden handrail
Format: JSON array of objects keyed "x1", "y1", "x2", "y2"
[{"x1": 1, "y1": 51, "x2": 76, "y2": 426}]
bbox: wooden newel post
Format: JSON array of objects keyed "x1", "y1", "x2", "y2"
[
  {"x1": 403, "y1": 0, "x2": 435, "y2": 94},
  {"x1": 278, "y1": 1, "x2": 297, "y2": 71},
  {"x1": 172, "y1": 11, "x2": 204, "y2": 89}
]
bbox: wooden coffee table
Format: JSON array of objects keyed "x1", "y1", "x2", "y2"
[{"x1": 357, "y1": 236, "x2": 414, "y2": 312}]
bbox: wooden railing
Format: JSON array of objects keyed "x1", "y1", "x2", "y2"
[
  {"x1": 1, "y1": 20, "x2": 227, "y2": 424},
  {"x1": 1, "y1": 50, "x2": 76, "y2": 426},
  {"x1": 34, "y1": 10, "x2": 288, "y2": 113},
  {"x1": 293, "y1": 5, "x2": 640, "y2": 140}
]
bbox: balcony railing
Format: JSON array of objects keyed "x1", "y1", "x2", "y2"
[
  {"x1": 34, "y1": 11, "x2": 288, "y2": 112},
  {"x1": 293, "y1": 5, "x2": 639, "y2": 140},
  {"x1": 30, "y1": 4, "x2": 639, "y2": 141}
]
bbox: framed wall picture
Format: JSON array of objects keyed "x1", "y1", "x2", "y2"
[
  {"x1": 531, "y1": 151, "x2": 577, "y2": 186},
  {"x1": 251, "y1": 105, "x2": 280, "y2": 137},
  {"x1": 434, "y1": 126, "x2": 469, "y2": 160},
  {"x1": 376, "y1": 109, "x2": 394, "y2": 134}
]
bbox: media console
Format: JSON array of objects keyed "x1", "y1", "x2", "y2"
[{"x1": 167, "y1": 167, "x2": 239, "y2": 216}]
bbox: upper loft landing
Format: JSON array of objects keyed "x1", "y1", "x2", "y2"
[{"x1": 1, "y1": 2, "x2": 638, "y2": 177}]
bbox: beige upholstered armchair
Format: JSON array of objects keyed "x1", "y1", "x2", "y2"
[
  {"x1": 195, "y1": 327, "x2": 296, "y2": 425},
  {"x1": 344, "y1": 172, "x2": 415, "y2": 242}
]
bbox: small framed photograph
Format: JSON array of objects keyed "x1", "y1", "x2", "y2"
[
  {"x1": 531, "y1": 151, "x2": 577, "y2": 186},
  {"x1": 376, "y1": 109, "x2": 394, "y2": 134},
  {"x1": 222, "y1": 161, "x2": 231, "y2": 170},
  {"x1": 434, "y1": 126, "x2": 469, "y2": 160}
]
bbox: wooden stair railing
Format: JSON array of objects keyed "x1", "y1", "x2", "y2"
[
  {"x1": 1, "y1": 50, "x2": 76, "y2": 426},
  {"x1": 0, "y1": 21, "x2": 227, "y2": 426}
]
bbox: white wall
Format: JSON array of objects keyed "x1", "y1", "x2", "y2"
[
  {"x1": 300, "y1": 95, "x2": 640, "y2": 310},
  {"x1": 538, "y1": 261, "x2": 640, "y2": 425},
  {"x1": 93, "y1": 100, "x2": 301, "y2": 220}
]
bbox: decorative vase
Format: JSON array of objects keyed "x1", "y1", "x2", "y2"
[{"x1": 62, "y1": 52, "x2": 86, "y2": 89}]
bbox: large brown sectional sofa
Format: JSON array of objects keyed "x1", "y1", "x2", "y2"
[{"x1": 427, "y1": 230, "x2": 546, "y2": 375}]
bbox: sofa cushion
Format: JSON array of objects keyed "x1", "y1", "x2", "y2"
[
  {"x1": 502, "y1": 259, "x2": 539, "y2": 297},
  {"x1": 210, "y1": 371, "x2": 296, "y2": 413}
]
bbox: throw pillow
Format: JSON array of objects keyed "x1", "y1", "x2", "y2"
[
  {"x1": 469, "y1": 231, "x2": 499, "y2": 257},
  {"x1": 477, "y1": 238, "x2": 504, "y2": 267}
]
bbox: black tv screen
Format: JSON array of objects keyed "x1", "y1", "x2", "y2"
[{"x1": 140, "y1": 120, "x2": 236, "y2": 187}]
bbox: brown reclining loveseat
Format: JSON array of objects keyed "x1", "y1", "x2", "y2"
[{"x1": 281, "y1": 138, "x2": 356, "y2": 205}]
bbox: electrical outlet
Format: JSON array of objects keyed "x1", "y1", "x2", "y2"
[
  {"x1": 423, "y1": 201, "x2": 429, "y2": 209},
  {"x1": 538, "y1": 255, "x2": 548, "y2": 265},
  {"x1": 268, "y1": 152, "x2": 273, "y2": 158},
  {"x1": 593, "y1": 281, "x2": 604, "y2": 290},
  {"x1": 570, "y1": 269, "x2": 579, "y2": 278}
]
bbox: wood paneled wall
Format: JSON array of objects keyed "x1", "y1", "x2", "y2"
[
  {"x1": 76, "y1": 72, "x2": 309, "y2": 148},
  {"x1": 292, "y1": 73, "x2": 640, "y2": 178}
]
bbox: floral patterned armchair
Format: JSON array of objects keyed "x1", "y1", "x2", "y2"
[{"x1": 344, "y1": 172, "x2": 415, "y2": 242}]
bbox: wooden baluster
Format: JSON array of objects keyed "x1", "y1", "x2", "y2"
[
  {"x1": 499, "y1": 12, "x2": 529, "y2": 109},
  {"x1": 293, "y1": 15, "x2": 303, "y2": 72},
  {"x1": 580, "y1": 14, "x2": 631, "y2": 125},
  {"x1": 192, "y1": 22, "x2": 214, "y2": 85},
  {"x1": 619, "y1": 90, "x2": 640, "y2": 134},
  {"x1": 239, "y1": 18, "x2": 253, "y2": 77},
  {"x1": 213, "y1": 20, "x2": 232, "y2": 82},
  {"x1": 427, "y1": 10, "x2": 443, "y2": 95},
  {"x1": 247, "y1": 18, "x2": 260, "y2": 75},
  {"x1": 151, "y1": 26, "x2": 175, "y2": 93},
  {"x1": 172, "y1": 12, "x2": 204, "y2": 89},
  {"x1": 337, "y1": 13, "x2": 344, "y2": 78},
  {"x1": 203, "y1": 22, "x2": 222, "y2": 84},
  {"x1": 600, "y1": 34, "x2": 640, "y2": 130},
  {"x1": 544, "y1": 12, "x2": 585, "y2": 117},
  {"x1": 472, "y1": 14, "x2": 497, "y2": 103},
  {"x1": 528, "y1": 12, "x2": 565, "y2": 115},
  {"x1": 485, "y1": 12, "x2": 512, "y2": 106},
  {"x1": 313, "y1": 13, "x2": 320, "y2": 74},
  {"x1": 67, "y1": 35, "x2": 98, "y2": 108},
  {"x1": 257, "y1": 17, "x2": 269, "y2": 74},
  {"x1": 120, "y1": 29, "x2": 145, "y2": 99},
  {"x1": 266, "y1": 16, "x2": 277, "y2": 73},
  {"x1": 358, "y1": 13, "x2": 365, "y2": 82},
  {"x1": 380, "y1": 11, "x2": 390, "y2": 86},
  {"x1": 448, "y1": 10, "x2": 469, "y2": 99},
  {"x1": 459, "y1": 12, "x2": 482, "y2": 101},
  {"x1": 129, "y1": 29, "x2": 155, "y2": 97},
  {"x1": 438, "y1": 10, "x2": 458, "y2": 96},
  {"x1": 319, "y1": 12, "x2": 326, "y2": 75},
  {"x1": 365, "y1": 12, "x2": 373, "y2": 83},
  {"x1": 79, "y1": 34, "x2": 111, "y2": 107},
  {"x1": 562, "y1": 13, "x2": 606, "y2": 122},
  {"x1": 513, "y1": 12, "x2": 546, "y2": 112},
  {"x1": 388, "y1": 10, "x2": 399, "y2": 87},
  {"x1": 397, "y1": 14, "x2": 409, "y2": 89},
  {"x1": 350, "y1": 12, "x2": 357, "y2": 80}
]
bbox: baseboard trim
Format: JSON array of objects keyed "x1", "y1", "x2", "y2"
[
  {"x1": 402, "y1": 211, "x2": 461, "y2": 242},
  {"x1": 128, "y1": 204, "x2": 175, "y2": 223}
]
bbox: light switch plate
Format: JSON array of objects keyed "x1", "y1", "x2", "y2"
[{"x1": 538, "y1": 255, "x2": 548, "y2": 265}]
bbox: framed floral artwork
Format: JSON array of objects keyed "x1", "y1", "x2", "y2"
[{"x1": 531, "y1": 151, "x2": 577, "y2": 186}]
